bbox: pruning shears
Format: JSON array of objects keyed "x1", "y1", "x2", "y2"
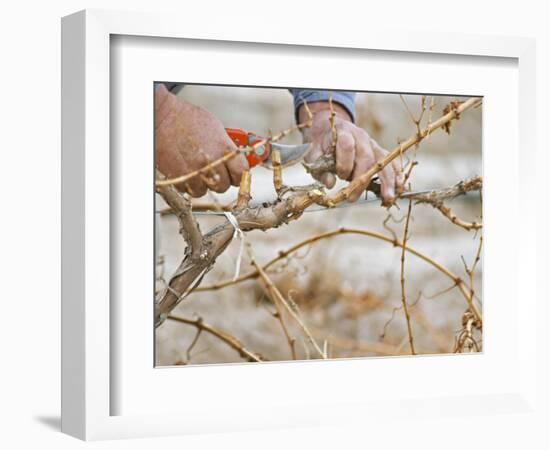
[{"x1": 225, "y1": 128, "x2": 311, "y2": 168}]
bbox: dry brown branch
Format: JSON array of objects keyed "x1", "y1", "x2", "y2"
[
  {"x1": 408, "y1": 176, "x2": 482, "y2": 231},
  {"x1": 426, "y1": 97, "x2": 436, "y2": 136},
  {"x1": 418, "y1": 96, "x2": 427, "y2": 127},
  {"x1": 463, "y1": 234, "x2": 483, "y2": 324},
  {"x1": 399, "y1": 94, "x2": 417, "y2": 125},
  {"x1": 454, "y1": 310, "x2": 481, "y2": 353},
  {"x1": 186, "y1": 327, "x2": 202, "y2": 361},
  {"x1": 382, "y1": 211, "x2": 401, "y2": 241},
  {"x1": 400, "y1": 94, "x2": 427, "y2": 138},
  {"x1": 311, "y1": 331, "x2": 402, "y2": 356},
  {"x1": 328, "y1": 95, "x2": 337, "y2": 153},
  {"x1": 167, "y1": 315, "x2": 265, "y2": 362},
  {"x1": 251, "y1": 256, "x2": 326, "y2": 359},
  {"x1": 155, "y1": 171, "x2": 213, "y2": 326},
  {"x1": 431, "y1": 204, "x2": 482, "y2": 231},
  {"x1": 155, "y1": 170, "x2": 203, "y2": 253},
  {"x1": 408, "y1": 176, "x2": 482, "y2": 204},
  {"x1": 236, "y1": 170, "x2": 252, "y2": 210},
  {"x1": 379, "y1": 291, "x2": 423, "y2": 337},
  {"x1": 159, "y1": 201, "x2": 234, "y2": 215},
  {"x1": 400, "y1": 200, "x2": 416, "y2": 355},
  {"x1": 455, "y1": 229, "x2": 483, "y2": 351},
  {"x1": 271, "y1": 150, "x2": 283, "y2": 193},
  {"x1": 156, "y1": 150, "x2": 240, "y2": 187},
  {"x1": 402, "y1": 160, "x2": 418, "y2": 186},
  {"x1": 470, "y1": 235, "x2": 483, "y2": 283},
  {"x1": 400, "y1": 96, "x2": 435, "y2": 187},
  {"x1": 443, "y1": 101, "x2": 463, "y2": 135},
  {"x1": 344, "y1": 285, "x2": 450, "y2": 353},
  {"x1": 159, "y1": 175, "x2": 481, "y2": 220},
  {"x1": 256, "y1": 276, "x2": 297, "y2": 360},
  {"x1": 250, "y1": 242, "x2": 297, "y2": 359}
]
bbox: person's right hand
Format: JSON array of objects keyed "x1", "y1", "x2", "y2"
[{"x1": 155, "y1": 84, "x2": 249, "y2": 196}]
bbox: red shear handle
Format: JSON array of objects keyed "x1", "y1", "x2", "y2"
[{"x1": 225, "y1": 127, "x2": 269, "y2": 167}]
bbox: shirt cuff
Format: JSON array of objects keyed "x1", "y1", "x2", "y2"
[
  {"x1": 290, "y1": 89, "x2": 356, "y2": 122},
  {"x1": 155, "y1": 82, "x2": 184, "y2": 94}
]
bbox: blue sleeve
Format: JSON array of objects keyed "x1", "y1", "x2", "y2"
[
  {"x1": 290, "y1": 89, "x2": 356, "y2": 122},
  {"x1": 155, "y1": 82, "x2": 184, "y2": 94},
  {"x1": 155, "y1": 84, "x2": 356, "y2": 123}
]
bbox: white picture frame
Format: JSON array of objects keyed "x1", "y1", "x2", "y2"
[{"x1": 61, "y1": 9, "x2": 538, "y2": 441}]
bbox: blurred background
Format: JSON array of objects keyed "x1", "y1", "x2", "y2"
[{"x1": 155, "y1": 85, "x2": 482, "y2": 366}]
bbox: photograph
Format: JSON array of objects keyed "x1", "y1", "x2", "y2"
[{"x1": 154, "y1": 83, "x2": 483, "y2": 366}]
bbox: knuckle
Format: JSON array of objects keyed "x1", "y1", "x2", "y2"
[
  {"x1": 361, "y1": 149, "x2": 375, "y2": 168},
  {"x1": 336, "y1": 161, "x2": 352, "y2": 179},
  {"x1": 190, "y1": 180, "x2": 207, "y2": 197},
  {"x1": 337, "y1": 132, "x2": 355, "y2": 151},
  {"x1": 195, "y1": 186, "x2": 207, "y2": 197},
  {"x1": 230, "y1": 164, "x2": 244, "y2": 180},
  {"x1": 211, "y1": 181, "x2": 228, "y2": 193},
  {"x1": 356, "y1": 127, "x2": 370, "y2": 141}
]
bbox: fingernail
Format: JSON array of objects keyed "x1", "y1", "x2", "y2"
[{"x1": 383, "y1": 187, "x2": 395, "y2": 205}]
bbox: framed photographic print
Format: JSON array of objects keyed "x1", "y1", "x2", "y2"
[
  {"x1": 61, "y1": 9, "x2": 537, "y2": 441},
  {"x1": 153, "y1": 83, "x2": 483, "y2": 366}
]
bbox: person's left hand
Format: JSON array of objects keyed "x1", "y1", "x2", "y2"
[{"x1": 299, "y1": 101, "x2": 404, "y2": 204}]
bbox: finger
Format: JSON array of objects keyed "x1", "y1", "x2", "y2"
[
  {"x1": 180, "y1": 173, "x2": 207, "y2": 197},
  {"x1": 207, "y1": 161, "x2": 231, "y2": 193},
  {"x1": 183, "y1": 172, "x2": 207, "y2": 198},
  {"x1": 226, "y1": 153, "x2": 249, "y2": 186},
  {"x1": 195, "y1": 144, "x2": 231, "y2": 193},
  {"x1": 223, "y1": 138, "x2": 248, "y2": 186},
  {"x1": 347, "y1": 138, "x2": 374, "y2": 203},
  {"x1": 334, "y1": 131, "x2": 355, "y2": 181},
  {"x1": 392, "y1": 160, "x2": 405, "y2": 192},
  {"x1": 181, "y1": 150, "x2": 210, "y2": 197},
  {"x1": 379, "y1": 166, "x2": 396, "y2": 205},
  {"x1": 158, "y1": 147, "x2": 206, "y2": 196},
  {"x1": 371, "y1": 141, "x2": 396, "y2": 205}
]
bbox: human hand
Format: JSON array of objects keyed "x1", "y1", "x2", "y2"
[
  {"x1": 155, "y1": 84, "x2": 249, "y2": 196},
  {"x1": 299, "y1": 101, "x2": 403, "y2": 204}
]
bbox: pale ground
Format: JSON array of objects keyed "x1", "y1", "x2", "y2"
[{"x1": 155, "y1": 86, "x2": 483, "y2": 366}]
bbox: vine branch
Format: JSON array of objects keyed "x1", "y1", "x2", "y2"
[
  {"x1": 400, "y1": 200, "x2": 416, "y2": 355},
  {"x1": 167, "y1": 315, "x2": 265, "y2": 362}
]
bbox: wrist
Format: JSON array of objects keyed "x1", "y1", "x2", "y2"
[
  {"x1": 298, "y1": 100, "x2": 352, "y2": 125},
  {"x1": 155, "y1": 84, "x2": 185, "y2": 127}
]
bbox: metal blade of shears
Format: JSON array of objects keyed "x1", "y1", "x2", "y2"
[{"x1": 262, "y1": 142, "x2": 312, "y2": 168}]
